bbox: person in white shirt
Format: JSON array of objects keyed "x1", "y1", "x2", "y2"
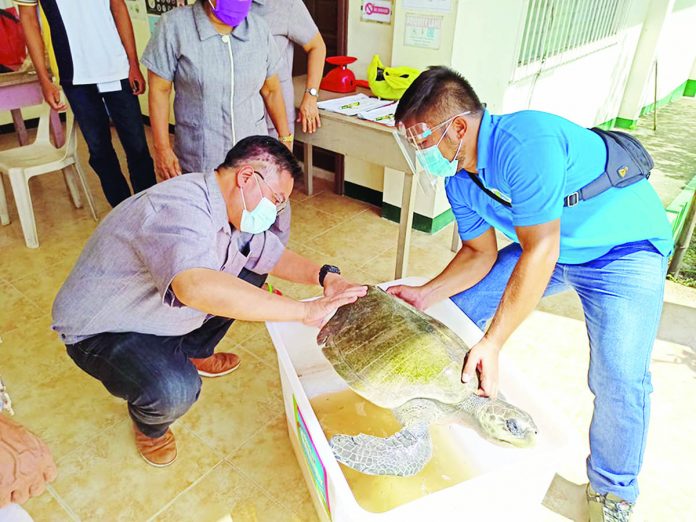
[{"x1": 17, "y1": 0, "x2": 156, "y2": 207}]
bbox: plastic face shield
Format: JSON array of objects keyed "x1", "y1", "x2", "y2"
[
  {"x1": 397, "y1": 112, "x2": 471, "y2": 150},
  {"x1": 394, "y1": 112, "x2": 471, "y2": 193}
]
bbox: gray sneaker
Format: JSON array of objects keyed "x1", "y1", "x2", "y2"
[{"x1": 587, "y1": 484, "x2": 634, "y2": 522}]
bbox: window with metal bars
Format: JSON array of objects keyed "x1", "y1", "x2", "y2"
[{"x1": 517, "y1": 0, "x2": 630, "y2": 68}]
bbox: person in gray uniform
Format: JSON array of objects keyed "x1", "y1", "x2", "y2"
[
  {"x1": 143, "y1": 0, "x2": 293, "y2": 180},
  {"x1": 251, "y1": 0, "x2": 326, "y2": 135}
]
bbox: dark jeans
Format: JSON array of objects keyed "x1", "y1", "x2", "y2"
[
  {"x1": 62, "y1": 79, "x2": 156, "y2": 207},
  {"x1": 66, "y1": 269, "x2": 267, "y2": 438}
]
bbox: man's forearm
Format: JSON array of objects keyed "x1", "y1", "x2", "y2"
[
  {"x1": 424, "y1": 245, "x2": 497, "y2": 304},
  {"x1": 173, "y1": 269, "x2": 305, "y2": 322},
  {"x1": 484, "y1": 248, "x2": 556, "y2": 347},
  {"x1": 18, "y1": 7, "x2": 51, "y2": 85},
  {"x1": 270, "y1": 249, "x2": 321, "y2": 286},
  {"x1": 110, "y1": 0, "x2": 139, "y2": 65}
]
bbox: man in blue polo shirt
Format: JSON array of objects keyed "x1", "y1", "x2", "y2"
[{"x1": 390, "y1": 67, "x2": 672, "y2": 521}]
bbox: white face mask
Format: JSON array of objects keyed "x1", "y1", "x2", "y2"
[{"x1": 239, "y1": 174, "x2": 277, "y2": 234}]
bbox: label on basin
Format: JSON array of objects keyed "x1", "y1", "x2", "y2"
[{"x1": 294, "y1": 395, "x2": 331, "y2": 518}]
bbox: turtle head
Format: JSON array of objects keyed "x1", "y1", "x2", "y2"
[{"x1": 477, "y1": 399, "x2": 538, "y2": 448}]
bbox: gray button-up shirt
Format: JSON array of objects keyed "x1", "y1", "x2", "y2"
[
  {"x1": 142, "y1": 1, "x2": 282, "y2": 173},
  {"x1": 251, "y1": 0, "x2": 318, "y2": 135},
  {"x1": 52, "y1": 171, "x2": 290, "y2": 345}
]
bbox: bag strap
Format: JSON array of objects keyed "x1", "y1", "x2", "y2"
[{"x1": 466, "y1": 171, "x2": 512, "y2": 208}]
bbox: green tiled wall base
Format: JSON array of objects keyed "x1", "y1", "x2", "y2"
[
  {"x1": 381, "y1": 204, "x2": 454, "y2": 234},
  {"x1": 684, "y1": 79, "x2": 696, "y2": 98},
  {"x1": 599, "y1": 79, "x2": 694, "y2": 130},
  {"x1": 344, "y1": 181, "x2": 454, "y2": 233}
]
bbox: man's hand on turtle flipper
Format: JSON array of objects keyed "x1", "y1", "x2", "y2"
[
  {"x1": 386, "y1": 284, "x2": 435, "y2": 311},
  {"x1": 322, "y1": 274, "x2": 364, "y2": 298},
  {"x1": 303, "y1": 286, "x2": 368, "y2": 328}
]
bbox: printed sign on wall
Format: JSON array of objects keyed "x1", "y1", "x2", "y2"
[
  {"x1": 361, "y1": 0, "x2": 393, "y2": 24},
  {"x1": 404, "y1": 13, "x2": 443, "y2": 49}
]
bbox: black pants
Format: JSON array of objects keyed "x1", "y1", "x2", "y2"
[
  {"x1": 62, "y1": 79, "x2": 156, "y2": 207},
  {"x1": 66, "y1": 269, "x2": 267, "y2": 438}
]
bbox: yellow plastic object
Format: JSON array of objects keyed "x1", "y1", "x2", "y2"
[{"x1": 366, "y1": 55, "x2": 420, "y2": 100}]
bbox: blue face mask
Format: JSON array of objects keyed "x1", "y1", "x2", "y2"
[
  {"x1": 416, "y1": 119, "x2": 463, "y2": 178},
  {"x1": 239, "y1": 175, "x2": 277, "y2": 234}
]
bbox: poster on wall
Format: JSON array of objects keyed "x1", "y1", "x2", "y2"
[
  {"x1": 403, "y1": 0, "x2": 452, "y2": 13},
  {"x1": 404, "y1": 13, "x2": 443, "y2": 49},
  {"x1": 146, "y1": 0, "x2": 188, "y2": 35},
  {"x1": 361, "y1": 0, "x2": 393, "y2": 24}
]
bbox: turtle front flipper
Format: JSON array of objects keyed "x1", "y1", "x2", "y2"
[{"x1": 330, "y1": 424, "x2": 432, "y2": 476}]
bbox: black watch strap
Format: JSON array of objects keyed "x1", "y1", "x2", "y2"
[{"x1": 319, "y1": 264, "x2": 341, "y2": 287}]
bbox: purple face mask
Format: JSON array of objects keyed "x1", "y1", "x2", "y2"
[{"x1": 208, "y1": 0, "x2": 251, "y2": 27}]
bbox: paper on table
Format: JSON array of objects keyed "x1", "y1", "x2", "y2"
[
  {"x1": 317, "y1": 94, "x2": 394, "y2": 116},
  {"x1": 357, "y1": 102, "x2": 398, "y2": 127}
]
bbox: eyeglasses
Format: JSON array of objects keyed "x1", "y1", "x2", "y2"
[
  {"x1": 397, "y1": 111, "x2": 471, "y2": 150},
  {"x1": 254, "y1": 171, "x2": 288, "y2": 212}
]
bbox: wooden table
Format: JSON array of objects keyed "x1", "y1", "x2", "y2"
[
  {"x1": 0, "y1": 70, "x2": 64, "y2": 147},
  {"x1": 292, "y1": 76, "x2": 420, "y2": 279}
]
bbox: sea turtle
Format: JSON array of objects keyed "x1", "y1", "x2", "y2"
[{"x1": 316, "y1": 286, "x2": 538, "y2": 477}]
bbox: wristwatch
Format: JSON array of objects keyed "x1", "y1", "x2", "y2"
[
  {"x1": 278, "y1": 134, "x2": 294, "y2": 143},
  {"x1": 305, "y1": 87, "x2": 319, "y2": 97},
  {"x1": 319, "y1": 264, "x2": 341, "y2": 287}
]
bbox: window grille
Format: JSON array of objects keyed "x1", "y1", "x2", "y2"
[{"x1": 516, "y1": 0, "x2": 630, "y2": 70}]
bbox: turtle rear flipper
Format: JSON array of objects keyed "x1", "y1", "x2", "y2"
[{"x1": 330, "y1": 424, "x2": 431, "y2": 476}]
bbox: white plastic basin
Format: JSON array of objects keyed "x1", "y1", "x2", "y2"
[{"x1": 265, "y1": 278, "x2": 571, "y2": 521}]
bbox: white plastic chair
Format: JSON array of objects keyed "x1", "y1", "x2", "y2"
[{"x1": 0, "y1": 98, "x2": 97, "y2": 248}]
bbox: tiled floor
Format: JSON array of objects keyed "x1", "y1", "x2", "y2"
[
  {"x1": 0, "y1": 125, "x2": 458, "y2": 521},
  {"x1": 1, "y1": 116, "x2": 695, "y2": 522}
]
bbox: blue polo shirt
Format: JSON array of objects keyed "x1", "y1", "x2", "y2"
[{"x1": 445, "y1": 110, "x2": 673, "y2": 264}]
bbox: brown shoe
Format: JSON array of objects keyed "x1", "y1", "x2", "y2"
[
  {"x1": 190, "y1": 352, "x2": 241, "y2": 378},
  {"x1": 133, "y1": 425, "x2": 177, "y2": 468}
]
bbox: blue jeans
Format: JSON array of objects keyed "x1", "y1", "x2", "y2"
[
  {"x1": 65, "y1": 269, "x2": 266, "y2": 438},
  {"x1": 62, "y1": 79, "x2": 156, "y2": 207},
  {"x1": 451, "y1": 240, "x2": 667, "y2": 503}
]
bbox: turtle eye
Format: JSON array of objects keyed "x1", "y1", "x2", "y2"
[{"x1": 506, "y1": 419, "x2": 521, "y2": 437}]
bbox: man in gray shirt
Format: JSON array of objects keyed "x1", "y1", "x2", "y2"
[{"x1": 52, "y1": 135, "x2": 365, "y2": 467}]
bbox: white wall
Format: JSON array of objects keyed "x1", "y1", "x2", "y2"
[
  {"x1": 343, "y1": 0, "x2": 395, "y2": 195},
  {"x1": 381, "y1": 1, "x2": 468, "y2": 219},
  {"x1": 498, "y1": 0, "x2": 649, "y2": 127},
  {"x1": 504, "y1": 31, "x2": 643, "y2": 127},
  {"x1": 640, "y1": 0, "x2": 696, "y2": 105},
  {"x1": 347, "y1": 0, "x2": 394, "y2": 78},
  {"x1": 450, "y1": 0, "x2": 527, "y2": 113}
]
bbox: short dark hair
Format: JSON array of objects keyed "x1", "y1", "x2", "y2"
[
  {"x1": 218, "y1": 135, "x2": 303, "y2": 180},
  {"x1": 395, "y1": 66, "x2": 483, "y2": 124}
]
